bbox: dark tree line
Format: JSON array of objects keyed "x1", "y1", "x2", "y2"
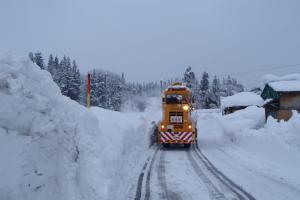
[
  {"x1": 182, "y1": 66, "x2": 244, "y2": 109},
  {"x1": 29, "y1": 52, "x2": 244, "y2": 111},
  {"x1": 29, "y1": 52, "x2": 81, "y2": 102},
  {"x1": 86, "y1": 69, "x2": 124, "y2": 111}
]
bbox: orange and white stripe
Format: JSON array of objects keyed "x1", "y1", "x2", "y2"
[{"x1": 160, "y1": 132, "x2": 193, "y2": 143}]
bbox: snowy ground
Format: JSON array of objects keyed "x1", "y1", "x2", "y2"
[
  {"x1": 1, "y1": 53, "x2": 300, "y2": 200},
  {"x1": 198, "y1": 107, "x2": 300, "y2": 200},
  {"x1": 0, "y1": 53, "x2": 158, "y2": 200}
]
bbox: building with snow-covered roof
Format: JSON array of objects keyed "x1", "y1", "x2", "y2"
[
  {"x1": 261, "y1": 74, "x2": 300, "y2": 121},
  {"x1": 221, "y1": 92, "x2": 264, "y2": 115}
]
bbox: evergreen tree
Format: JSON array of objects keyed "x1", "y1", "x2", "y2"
[
  {"x1": 182, "y1": 66, "x2": 202, "y2": 108},
  {"x1": 211, "y1": 76, "x2": 221, "y2": 107},
  {"x1": 106, "y1": 73, "x2": 123, "y2": 111},
  {"x1": 199, "y1": 72, "x2": 210, "y2": 108},
  {"x1": 58, "y1": 56, "x2": 72, "y2": 96},
  {"x1": 28, "y1": 52, "x2": 84, "y2": 103},
  {"x1": 34, "y1": 52, "x2": 45, "y2": 69},
  {"x1": 183, "y1": 66, "x2": 197, "y2": 89},
  {"x1": 47, "y1": 54, "x2": 55, "y2": 75},
  {"x1": 29, "y1": 52, "x2": 34, "y2": 63},
  {"x1": 67, "y1": 60, "x2": 81, "y2": 101},
  {"x1": 90, "y1": 70, "x2": 99, "y2": 106},
  {"x1": 200, "y1": 71, "x2": 209, "y2": 92},
  {"x1": 53, "y1": 56, "x2": 60, "y2": 83}
]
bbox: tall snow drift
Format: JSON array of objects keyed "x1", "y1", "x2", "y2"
[
  {"x1": 0, "y1": 53, "x2": 103, "y2": 200},
  {"x1": 0, "y1": 53, "x2": 154, "y2": 200}
]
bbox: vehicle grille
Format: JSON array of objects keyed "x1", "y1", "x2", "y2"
[{"x1": 174, "y1": 124, "x2": 184, "y2": 129}]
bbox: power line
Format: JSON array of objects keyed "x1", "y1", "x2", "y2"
[{"x1": 218, "y1": 63, "x2": 300, "y2": 77}]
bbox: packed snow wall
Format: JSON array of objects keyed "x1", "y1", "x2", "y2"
[{"x1": 0, "y1": 53, "x2": 152, "y2": 200}]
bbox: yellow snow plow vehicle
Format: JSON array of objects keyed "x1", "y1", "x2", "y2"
[{"x1": 157, "y1": 82, "x2": 197, "y2": 148}]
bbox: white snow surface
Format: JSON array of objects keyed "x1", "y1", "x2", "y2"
[
  {"x1": 165, "y1": 83, "x2": 190, "y2": 91},
  {"x1": 198, "y1": 107, "x2": 300, "y2": 199},
  {"x1": 268, "y1": 80, "x2": 300, "y2": 92},
  {"x1": 1, "y1": 52, "x2": 300, "y2": 200},
  {"x1": 221, "y1": 92, "x2": 264, "y2": 108},
  {"x1": 0, "y1": 53, "x2": 156, "y2": 200},
  {"x1": 0, "y1": 53, "x2": 89, "y2": 200},
  {"x1": 263, "y1": 73, "x2": 300, "y2": 91}
]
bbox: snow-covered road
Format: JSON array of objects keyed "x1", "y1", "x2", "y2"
[
  {"x1": 129, "y1": 107, "x2": 300, "y2": 200},
  {"x1": 201, "y1": 145, "x2": 300, "y2": 200},
  {"x1": 133, "y1": 145, "x2": 255, "y2": 200}
]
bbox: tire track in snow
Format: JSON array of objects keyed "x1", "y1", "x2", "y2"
[
  {"x1": 192, "y1": 144, "x2": 256, "y2": 200},
  {"x1": 144, "y1": 147, "x2": 159, "y2": 200},
  {"x1": 134, "y1": 147, "x2": 159, "y2": 200},
  {"x1": 157, "y1": 149, "x2": 183, "y2": 200},
  {"x1": 187, "y1": 148, "x2": 226, "y2": 200},
  {"x1": 134, "y1": 155, "x2": 151, "y2": 200},
  {"x1": 215, "y1": 147, "x2": 300, "y2": 198}
]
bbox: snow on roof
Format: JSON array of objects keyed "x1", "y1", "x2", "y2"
[
  {"x1": 268, "y1": 81, "x2": 300, "y2": 92},
  {"x1": 166, "y1": 83, "x2": 191, "y2": 91},
  {"x1": 168, "y1": 85, "x2": 187, "y2": 89},
  {"x1": 221, "y1": 92, "x2": 264, "y2": 108},
  {"x1": 263, "y1": 73, "x2": 300, "y2": 83},
  {"x1": 263, "y1": 73, "x2": 300, "y2": 92}
]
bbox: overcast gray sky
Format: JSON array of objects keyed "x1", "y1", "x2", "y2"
[{"x1": 1, "y1": 0, "x2": 300, "y2": 88}]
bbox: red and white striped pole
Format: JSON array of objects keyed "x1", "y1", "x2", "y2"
[{"x1": 87, "y1": 73, "x2": 91, "y2": 109}]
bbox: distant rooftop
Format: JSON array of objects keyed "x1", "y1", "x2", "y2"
[
  {"x1": 221, "y1": 92, "x2": 264, "y2": 108},
  {"x1": 263, "y1": 73, "x2": 300, "y2": 92}
]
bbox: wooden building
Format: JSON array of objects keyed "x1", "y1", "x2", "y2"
[
  {"x1": 261, "y1": 80, "x2": 300, "y2": 121},
  {"x1": 221, "y1": 92, "x2": 264, "y2": 115}
]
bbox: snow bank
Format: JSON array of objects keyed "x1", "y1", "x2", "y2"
[
  {"x1": 199, "y1": 105, "x2": 300, "y2": 150},
  {"x1": 89, "y1": 107, "x2": 156, "y2": 200},
  {"x1": 221, "y1": 92, "x2": 264, "y2": 109},
  {"x1": 198, "y1": 106, "x2": 265, "y2": 146},
  {"x1": 198, "y1": 105, "x2": 300, "y2": 199},
  {"x1": 262, "y1": 111, "x2": 300, "y2": 150},
  {"x1": 0, "y1": 53, "x2": 154, "y2": 200},
  {"x1": 0, "y1": 53, "x2": 103, "y2": 200}
]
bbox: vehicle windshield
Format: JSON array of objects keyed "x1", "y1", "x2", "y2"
[{"x1": 166, "y1": 94, "x2": 188, "y2": 104}]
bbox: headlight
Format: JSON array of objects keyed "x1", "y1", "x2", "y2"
[
  {"x1": 188, "y1": 125, "x2": 192, "y2": 129},
  {"x1": 183, "y1": 104, "x2": 189, "y2": 111},
  {"x1": 161, "y1": 125, "x2": 165, "y2": 129}
]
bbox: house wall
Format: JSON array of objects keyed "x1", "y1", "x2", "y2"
[
  {"x1": 276, "y1": 110, "x2": 293, "y2": 121},
  {"x1": 266, "y1": 93, "x2": 300, "y2": 121},
  {"x1": 280, "y1": 93, "x2": 300, "y2": 109}
]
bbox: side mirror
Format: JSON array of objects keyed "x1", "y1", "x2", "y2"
[{"x1": 162, "y1": 98, "x2": 165, "y2": 103}]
